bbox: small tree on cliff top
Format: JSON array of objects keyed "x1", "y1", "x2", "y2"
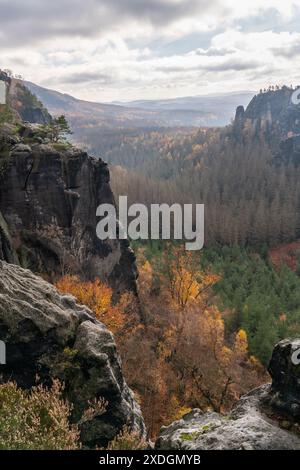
[{"x1": 49, "y1": 115, "x2": 72, "y2": 142}]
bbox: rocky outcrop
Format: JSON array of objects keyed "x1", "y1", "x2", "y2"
[
  {"x1": 234, "y1": 105, "x2": 245, "y2": 128},
  {"x1": 0, "y1": 260, "x2": 145, "y2": 447},
  {"x1": 0, "y1": 124, "x2": 137, "y2": 294},
  {"x1": 235, "y1": 86, "x2": 300, "y2": 137},
  {"x1": 17, "y1": 101, "x2": 51, "y2": 125},
  {"x1": 0, "y1": 70, "x2": 51, "y2": 124},
  {"x1": 0, "y1": 70, "x2": 11, "y2": 86},
  {"x1": 233, "y1": 86, "x2": 300, "y2": 163},
  {"x1": 268, "y1": 338, "x2": 300, "y2": 418},
  {"x1": 156, "y1": 339, "x2": 300, "y2": 450}
]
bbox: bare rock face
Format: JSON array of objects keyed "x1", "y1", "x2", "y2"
[
  {"x1": 233, "y1": 86, "x2": 300, "y2": 164},
  {"x1": 0, "y1": 260, "x2": 145, "y2": 447},
  {"x1": 268, "y1": 339, "x2": 300, "y2": 418},
  {"x1": 0, "y1": 126, "x2": 137, "y2": 295},
  {"x1": 236, "y1": 86, "x2": 298, "y2": 138},
  {"x1": 156, "y1": 339, "x2": 300, "y2": 450},
  {"x1": 0, "y1": 211, "x2": 17, "y2": 263}
]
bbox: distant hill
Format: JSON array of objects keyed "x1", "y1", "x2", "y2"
[
  {"x1": 24, "y1": 81, "x2": 254, "y2": 129},
  {"x1": 113, "y1": 91, "x2": 254, "y2": 117}
]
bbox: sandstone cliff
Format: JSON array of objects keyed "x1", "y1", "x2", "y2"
[
  {"x1": 233, "y1": 86, "x2": 300, "y2": 164},
  {"x1": 0, "y1": 102, "x2": 137, "y2": 295},
  {"x1": 0, "y1": 260, "x2": 145, "y2": 447}
]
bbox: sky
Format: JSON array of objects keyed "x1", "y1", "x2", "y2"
[{"x1": 1, "y1": 0, "x2": 300, "y2": 102}]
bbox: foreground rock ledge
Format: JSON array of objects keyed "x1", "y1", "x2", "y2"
[
  {"x1": 0, "y1": 261, "x2": 145, "y2": 447},
  {"x1": 156, "y1": 339, "x2": 300, "y2": 450}
]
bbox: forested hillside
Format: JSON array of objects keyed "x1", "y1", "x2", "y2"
[
  {"x1": 109, "y1": 89, "x2": 300, "y2": 247},
  {"x1": 2, "y1": 0, "x2": 300, "y2": 454},
  {"x1": 25, "y1": 80, "x2": 253, "y2": 128}
]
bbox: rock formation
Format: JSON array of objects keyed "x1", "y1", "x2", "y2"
[
  {"x1": 233, "y1": 86, "x2": 300, "y2": 164},
  {"x1": 234, "y1": 86, "x2": 298, "y2": 136},
  {"x1": 268, "y1": 338, "x2": 300, "y2": 418},
  {"x1": 0, "y1": 260, "x2": 145, "y2": 447},
  {"x1": 0, "y1": 120, "x2": 137, "y2": 296},
  {"x1": 156, "y1": 339, "x2": 300, "y2": 450}
]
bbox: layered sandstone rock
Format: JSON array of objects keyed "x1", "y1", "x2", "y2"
[
  {"x1": 156, "y1": 339, "x2": 300, "y2": 450},
  {"x1": 0, "y1": 260, "x2": 145, "y2": 447}
]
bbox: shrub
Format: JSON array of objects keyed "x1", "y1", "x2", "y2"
[
  {"x1": 105, "y1": 426, "x2": 147, "y2": 450},
  {"x1": 0, "y1": 380, "x2": 80, "y2": 450}
]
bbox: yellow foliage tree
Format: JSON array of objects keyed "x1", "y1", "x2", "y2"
[
  {"x1": 161, "y1": 246, "x2": 220, "y2": 309},
  {"x1": 55, "y1": 275, "x2": 126, "y2": 333},
  {"x1": 234, "y1": 329, "x2": 248, "y2": 355}
]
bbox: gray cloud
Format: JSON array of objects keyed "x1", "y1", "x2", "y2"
[
  {"x1": 195, "y1": 46, "x2": 234, "y2": 56},
  {"x1": 156, "y1": 57, "x2": 261, "y2": 74},
  {"x1": 0, "y1": 1, "x2": 299, "y2": 102},
  {"x1": 272, "y1": 42, "x2": 300, "y2": 58},
  {"x1": 202, "y1": 58, "x2": 261, "y2": 72},
  {"x1": 236, "y1": 6, "x2": 300, "y2": 35},
  {"x1": 0, "y1": 0, "x2": 218, "y2": 47},
  {"x1": 60, "y1": 71, "x2": 115, "y2": 85}
]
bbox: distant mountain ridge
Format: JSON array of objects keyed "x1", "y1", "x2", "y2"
[
  {"x1": 113, "y1": 91, "x2": 255, "y2": 113},
  {"x1": 24, "y1": 81, "x2": 254, "y2": 128}
]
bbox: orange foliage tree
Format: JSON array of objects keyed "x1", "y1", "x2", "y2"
[
  {"x1": 119, "y1": 245, "x2": 267, "y2": 437},
  {"x1": 55, "y1": 246, "x2": 267, "y2": 439},
  {"x1": 55, "y1": 275, "x2": 133, "y2": 334},
  {"x1": 158, "y1": 245, "x2": 220, "y2": 309}
]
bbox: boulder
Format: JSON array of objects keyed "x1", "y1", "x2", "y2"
[
  {"x1": 0, "y1": 128, "x2": 137, "y2": 295},
  {"x1": 268, "y1": 338, "x2": 300, "y2": 418},
  {"x1": 156, "y1": 339, "x2": 300, "y2": 450},
  {"x1": 0, "y1": 260, "x2": 145, "y2": 447}
]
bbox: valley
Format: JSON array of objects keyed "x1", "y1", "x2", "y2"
[{"x1": 1, "y1": 69, "x2": 300, "y2": 449}]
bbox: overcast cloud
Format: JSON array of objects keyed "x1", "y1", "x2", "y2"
[{"x1": 1, "y1": 0, "x2": 300, "y2": 101}]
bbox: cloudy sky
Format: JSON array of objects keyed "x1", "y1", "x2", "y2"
[{"x1": 1, "y1": 0, "x2": 300, "y2": 102}]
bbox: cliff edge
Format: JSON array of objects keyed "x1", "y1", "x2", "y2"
[
  {"x1": 156, "y1": 339, "x2": 300, "y2": 450},
  {"x1": 0, "y1": 72, "x2": 137, "y2": 294},
  {"x1": 0, "y1": 260, "x2": 145, "y2": 447}
]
